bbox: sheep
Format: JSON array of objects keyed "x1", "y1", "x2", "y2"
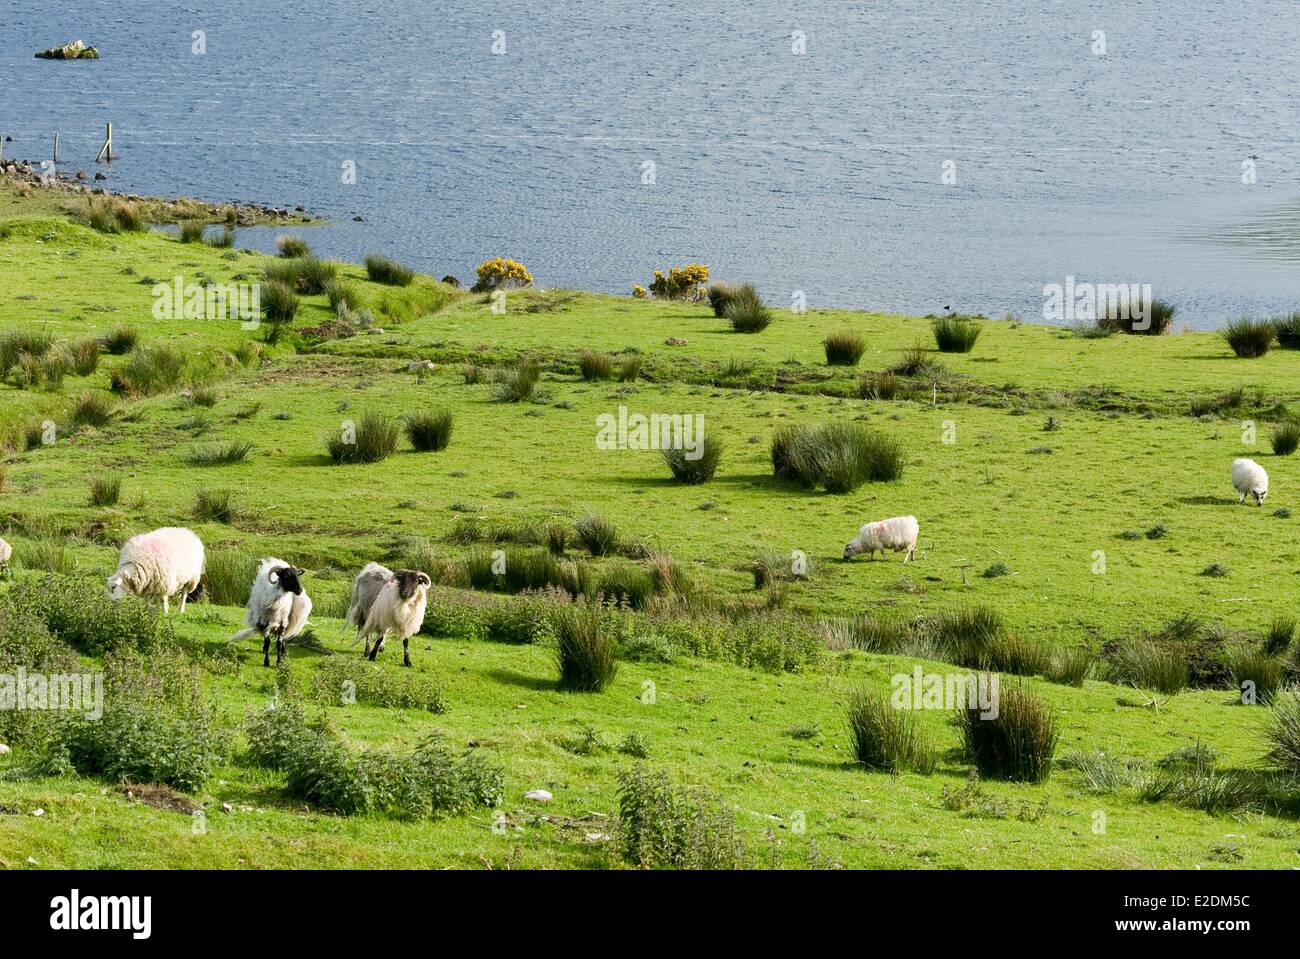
[
  {"x1": 105, "y1": 527, "x2": 205, "y2": 615},
  {"x1": 0, "y1": 537, "x2": 11, "y2": 566},
  {"x1": 358, "y1": 569, "x2": 432, "y2": 667},
  {"x1": 844, "y1": 515, "x2": 919, "y2": 563},
  {"x1": 1232, "y1": 458, "x2": 1269, "y2": 506},
  {"x1": 345, "y1": 561, "x2": 394, "y2": 643},
  {"x1": 232, "y1": 558, "x2": 312, "y2": 667}
]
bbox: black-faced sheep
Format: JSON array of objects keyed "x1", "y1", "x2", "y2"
[
  {"x1": 345, "y1": 561, "x2": 394, "y2": 644},
  {"x1": 359, "y1": 569, "x2": 431, "y2": 667},
  {"x1": 105, "y1": 527, "x2": 205, "y2": 615},
  {"x1": 232, "y1": 557, "x2": 313, "y2": 667},
  {"x1": 1232, "y1": 458, "x2": 1269, "y2": 506}
]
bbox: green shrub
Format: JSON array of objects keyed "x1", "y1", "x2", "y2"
[
  {"x1": 9, "y1": 576, "x2": 172, "y2": 655},
  {"x1": 616, "y1": 765, "x2": 750, "y2": 869},
  {"x1": 724, "y1": 284, "x2": 772, "y2": 333},
  {"x1": 824, "y1": 330, "x2": 867, "y2": 366},
  {"x1": 575, "y1": 513, "x2": 618, "y2": 556},
  {"x1": 553, "y1": 603, "x2": 620, "y2": 691},
  {"x1": 1271, "y1": 421, "x2": 1300, "y2": 456},
  {"x1": 406, "y1": 410, "x2": 453, "y2": 452},
  {"x1": 1220, "y1": 318, "x2": 1275, "y2": 358},
  {"x1": 324, "y1": 411, "x2": 400, "y2": 464},
  {"x1": 661, "y1": 434, "x2": 724, "y2": 484},
  {"x1": 110, "y1": 345, "x2": 185, "y2": 396},
  {"x1": 88, "y1": 475, "x2": 121, "y2": 507},
  {"x1": 847, "y1": 690, "x2": 935, "y2": 773},
  {"x1": 958, "y1": 684, "x2": 1059, "y2": 782},
  {"x1": 931, "y1": 315, "x2": 982, "y2": 353},
  {"x1": 310, "y1": 659, "x2": 447, "y2": 713},
  {"x1": 365, "y1": 254, "x2": 415, "y2": 286}
]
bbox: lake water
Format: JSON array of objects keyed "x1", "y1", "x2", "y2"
[{"x1": 4, "y1": 1, "x2": 1299, "y2": 329}]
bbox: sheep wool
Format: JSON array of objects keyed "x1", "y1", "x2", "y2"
[
  {"x1": 346, "y1": 562, "x2": 395, "y2": 636},
  {"x1": 844, "y1": 515, "x2": 920, "y2": 563},
  {"x1": 105, "y1": 527, "x2": 205, "y2": 615},
  {"x1": 0, "y1": 537, "x2": 11, "y2": 565},
  {"x1": 1231, "y1": 458, "x2": 1269, "y2": 506},
  {"x1": 360, "y1": 570, "x2": 432, "y2": 667}
]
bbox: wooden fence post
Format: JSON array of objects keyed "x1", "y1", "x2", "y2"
[{"x1": 96, "y1": 122, "x2": 114, "y2": 162}]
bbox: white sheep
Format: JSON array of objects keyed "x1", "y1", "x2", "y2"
[
  {"x1": 345, "y1": 562, "x2": 394, "y2": 643},
  {"x1": 0, "y1": 537, "x2": 11, "y2": 566},
  {"x1": 105, "y1": 527, "x2": 205, "y2": 615},
  {"x1": 359, "y1": 569, "x2": 432, "y2": 667},
  {"x1": 1231, "y1": 458, "x2": 1269, "y2": 506},
  {"x1": 844, "y1": 515, "x2": 919, "y2": 563},
  {"x1": 232, "y1": 558, "x2": 312, "y2": 667}
]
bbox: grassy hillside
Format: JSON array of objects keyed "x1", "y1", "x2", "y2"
[{"x1": 1, "y1": 182, "x2": 1299, "y2": 869}]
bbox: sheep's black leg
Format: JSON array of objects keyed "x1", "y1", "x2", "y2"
[
  {"x1": 368, "y1": 637, "x2": 379, "y2": 661},
  {"x1": 276, "y1": 630, "x2": 286, "y2": 666},
  {"x1": 262, "y1": 633, "x2": 271, "y2": 668},
  {"x1": 403, "y1": 637, "x2": 411, "y2": 668}
]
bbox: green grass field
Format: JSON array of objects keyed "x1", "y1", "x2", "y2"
[{"x1": 2, "y1": 181, "x2": 1299, "y2": 869}]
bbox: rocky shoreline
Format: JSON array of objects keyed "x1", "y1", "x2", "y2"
[{"x1": 0, "y1": 158, "x2": 318, "y2": 226}]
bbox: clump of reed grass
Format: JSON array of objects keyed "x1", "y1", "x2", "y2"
[
  {"x1": 192, "y1": 488, "x2": 239, "y2": 524},
  {"x1": 705, "y1": 282, "x2": 737, "y2": 317},
  {"x1": 1270, "y1": 420, "x2": 1299, "y2": 456},
  {"x1": 364, "y1": 254, "x2": 415, "y2": 286},
  {"x1": 492, "y1": 358, "x2": 543, "y2": 403},
  {"x1": 88, "y1": 476, "x2": 121, "y2": 507},
  {"x1": 847, "y1": 689, "x2": 935, "y2": 773},
  {"x1": 110, "y1": 345, "x2": 185, "y2": 396},
  {"x1": 724, "y1": 284, "x2": 772, "y2": 333},
  {"x1": 661, "y1": 435, "x2": 724, "y2": 485},
  {"x1": 857, "y1": 370, "x2": 900, "y2": 400},
  {"x1": 323, "y1": 411, "x2": 400, "y2": 464},
  {"x1": 824, "y1": 330, "x2": 867, "y2": 366},
  {"x1": 185, "y1": 441, "x2": 253, "y2": 466},
  {"x1": 71, "y1": 391, "x2": 114, "y2": 428},
  {"x1": 770, "y1": 422, "x2": 904, "y2": 492},
  {"x1": 1275, "y1": 312, "x2": 1300, "y2": 350},
  {"x1": 1219, "y1": 318, "x2": 1275, "y2": 358},
  {"x1": 1263, "y1": 615, "x2": 1295, "y2": 656},
  {"x1": 1098, "y1": 297, "x2": 1176, "y2": 335},
  {"x1": 578, "y1": 350, "x2": 614, "y2": 381},
  {"x1": 574, "y1": 513, "x2": 617, "y2": 556},
  {"x1": 178, "y1": 220, "x2": 206, "y2": 243},
  {"x1": 1105, "y1": 640, "x2": 1188, "y2": 694},
  {"x1": 276, "y1": 235, "x2": 311, "y2": 258},
  {"x1": 618, "y1": 354, "x2": 642, "y2": 382},
  {"x1": 67, "y1": 338, "x2": 101, "y2": 376},
  {"x1": 406, "y1": 410, "x2": 453, "y2": 452},
  {"x1": 101, "y1": 325, "x2": 138, "y2": 355},
  {"x1": 1266, "y1": 693, "x2": 1300, "y2": 774},
  {"x1": 958, "y1": 683, "x2": 1059, "y2": 782},
  {"x1": 553, "y1": 603, "x2": 619, "y2": 692},
  {"x1": 931, "y1": 315, "x2": 982, "y2": 353}
]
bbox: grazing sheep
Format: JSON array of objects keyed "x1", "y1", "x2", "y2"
[
  {"x1": 844, "y1": 515, "x2": 920, "y2": 563},
  {"x1": 1232, "y1": 458, "x2": 1269, "y2": 506},
  {"x1": 359, "y1": 569, "x2": 432, "y2": 667},
  {"x1": 345, "y1": 562, "x2": 394, "y2": 643},
  {"x1": 105, "y1": 527, "x2": 205, "y2": 615},
  {"x1": 0, "y1": 538, "x2": 11, "y2": 566},
  {"x1": 232, "y1": 558, "x2": 312, "y2": 667}
]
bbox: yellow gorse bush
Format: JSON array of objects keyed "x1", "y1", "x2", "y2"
[
  {"x1": 646, "y1": 264, "x2": 709, "y2": 302},
  {"x1": 472, "y1": 257, "x2": 534, "y2": 292}
]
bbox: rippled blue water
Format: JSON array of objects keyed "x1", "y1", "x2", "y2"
[{"x1": 4, "y1": 1, "x2": 1298, "y2": 328}]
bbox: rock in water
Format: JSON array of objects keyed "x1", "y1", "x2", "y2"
[{"x1": 35, "y1": 40, "x2": 100, "y2": 60}]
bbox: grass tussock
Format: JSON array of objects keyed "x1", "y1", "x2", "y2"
[
  {"x1": 71, "y1": 391, "x2": 114, "y2": 428},
  {"x1": 324, "y1": 411, "x2": 400, "y2": 464},
  {"x1": 661, "y1": 435, "x2": 724, "y2": 485},
  {"x1": 88, "y1": 475, "x2": 121, "y2": 507},
  {"x1": 824, "y1": 330, "x2": 867, "y2": 366},
  {"x1": 847, "y1": 690, "x2": 935, "y2": 773},
  {"x1": 553, "y1": 603, "x2": 619, "y2": 692},
  {"x1": 110, "y1": 345, "x2": 185, "y2": 397},
  {"x1": 192, "y1": 488, "x2": 239, "y2": 524},
  {"x1": 1270, "y1": 421, "x2": 1299, "y2": 456},
  {"x1": 492, "y1": 358, "x2": 543, "y2": 403},
  {"x1": 574, "y1": 513, "x2": 618, "y2": 556},
  {"x1": 931, "y1": 315, "x2": 982, "y2": 353},
  {"x1": 724, "y1": 284, "x2": 772, "y2": 333},
  {"x1": 101, "y1": 325, "x2": 139, "y2": 355},
  {"x1": 771, "y1": 422, "x2": 904, "y2": 493},
  {"x1": 1220, "y1": 318, "x2": 1275, "y2": 358},
  {"x1": 406, "y1": 410, "x2": 454, "y2": 452},
  {"x1": 186, "y1": 441, "x2": 253, "y2": 466},
  {"x1": 958, "y1": 683, "x2": 1059, "y2": 783},
  {"x1": 364, "y1": 254, "x2": 415, "y2": 286}
]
